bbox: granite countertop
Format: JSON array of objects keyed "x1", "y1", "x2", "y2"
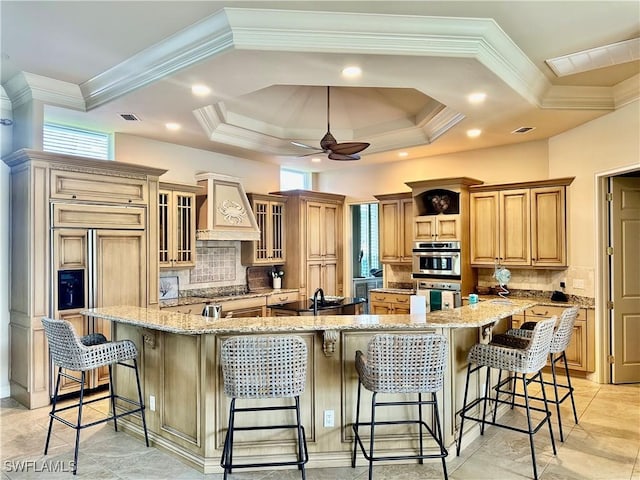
[
  {"x1": 271, "y1": 297, "x2": 366, "y2": 313},
  {"x1": 81, "y1": 298, "x2": 537, "y2": 335},
  {"x1": 159, "y1": 288, "x2": 299, "y2": 308}
]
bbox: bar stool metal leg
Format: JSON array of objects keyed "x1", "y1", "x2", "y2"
[{"x1": 44, "y1": 367, "x2": 62, "y2": 456}]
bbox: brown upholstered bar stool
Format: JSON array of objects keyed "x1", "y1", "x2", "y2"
[
  {"x1": 352, "y1": 333, "x2": 449, "y2": 480},
  {"x1": 493, "y1": 306, "x2": 580, "y2": 441},
  {"x1": 41, "y1": 317, "x2": 149, "y2": 475},
  {"x1": 457, "y1": 316, "x2": 557, "y2": 480},
  {"x1": 220, "y1": 335, "x2": 308, "y2": 479}
]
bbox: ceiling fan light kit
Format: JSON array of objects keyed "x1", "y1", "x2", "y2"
[{"x1": 292, "y1": 86, "x2": 370, "y2": 161}]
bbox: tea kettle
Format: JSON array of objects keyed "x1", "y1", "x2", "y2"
[{"x1": 202, "y1": 303, "x2": 222, "y2": 319}]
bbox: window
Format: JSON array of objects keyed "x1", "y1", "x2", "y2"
[
  {"x1": 351, "y1": 203, "x2": 380, "y2": 277},
  {"x1": 280, "y1": 168, "x2": 310, "y2": 190},
  {"x1": 43, "y1": 123, "x2": 112, "y2": 160}
]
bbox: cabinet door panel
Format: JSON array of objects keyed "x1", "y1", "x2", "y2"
[
  {"x1": 306, "y1": 203, "x2": 323, "y2": 259},
  {"x1": 470, "y1": 192, "x2": 499, "y2": 265},
  {"x1": 323, "y1": 204, "x2": 339, "y2": 259},
  {"x1": 323, "y1": 261, "x2": 339, "y2": 296},
  {"x1": 401, "y1": 198, "x2": 414, "y2": 259},
  {"x1": 501, "y1": 189, "x2": 530, "y2": 265},
  {"x1": 380, "y1": 202, "x2": 401, "y2": 262},
  {"x1": 415, "y1": 216, "x2": 435, "y2": 240},
  {"x1": 306, "y1": 261, "x2": 322, "y2": 296},
  {"x1": 531, "y1": 186, "x2": 566, "y2": 266}
]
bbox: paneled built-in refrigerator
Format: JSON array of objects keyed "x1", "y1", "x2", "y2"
[{"x1": 51, "y1": 204, "x2": 147, "y2": 396}]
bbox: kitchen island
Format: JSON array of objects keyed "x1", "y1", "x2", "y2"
[
  {"x1": 82, "y1": 299, "x2": 536, "y2": 473},
  {"x1": 269, "y1": 296, "x2": 367, "y2": 316}
]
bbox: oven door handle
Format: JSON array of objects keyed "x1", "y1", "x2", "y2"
[{"x1": 413, "y1": 251, "x2": 460, "y2": 257}]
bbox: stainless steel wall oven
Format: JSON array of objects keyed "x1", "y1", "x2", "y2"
[{"x1": 412, "y1": 241, "x2": 461, "y2": 279}]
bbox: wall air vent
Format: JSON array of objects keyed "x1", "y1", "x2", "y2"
[
  {"x1": 511, "y1": 127, "x2": 536, "y2": 134},
  {"x1": 119, "y1": 113, "x2": 140, "y2": 121}
]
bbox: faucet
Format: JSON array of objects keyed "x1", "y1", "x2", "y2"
[{"x1": 312, "y1": 288, "x2": 325, "y2": 316}]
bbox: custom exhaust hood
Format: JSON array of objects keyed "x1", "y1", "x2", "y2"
[{"x1": 195, "y1": 172, "x2": 260, "y2": 241}]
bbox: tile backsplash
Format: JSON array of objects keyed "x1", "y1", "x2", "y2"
[{"x1": 161, "y1": 240, "x2": 247, "y2": 296}]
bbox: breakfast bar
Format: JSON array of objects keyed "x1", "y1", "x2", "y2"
[{"x1": 82, "y1": 299, "x2": 537, "y2": 474}]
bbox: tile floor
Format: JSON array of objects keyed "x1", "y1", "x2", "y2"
[{"x1": 1, "y1": 377, "x2": 638, "y2": 479}]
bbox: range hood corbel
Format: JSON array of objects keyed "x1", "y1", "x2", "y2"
[{"x1": 195, "y1": 172, "x2": 260, "y2": 241}]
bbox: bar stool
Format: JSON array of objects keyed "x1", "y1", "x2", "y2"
[
  {"x1": 493, "y1": 306, "x2": 580, "y2": 441},
  {"x1": 220, "y1": 335, "x2": 308, "y2": 479},
  {"x1": 457, "y1": 316, "x2": 557, "y2": 480},
  {"x1": 352, "y1": 333, "x2": 449, "y2": 480},
  {"x1": 41, "y1": 317, "x2": 149, "y2": 475}
]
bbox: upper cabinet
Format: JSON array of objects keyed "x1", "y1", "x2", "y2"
[
  {"x1": 469, "y1": 178, "x2": 573, "y2": 268},
  {"x1": 159, "y1": 182, "x2": 202, "y2": 269},
  {"x1": 414, "y1": 214, "x2": 461, "y2": 241},
  {"x1": 374, "y1": 192, "x2": 414, "y2": 264},
  {"x1": 271, "y1": 190, "x2": 345, "y2": 299},
  {"x1": 241, "y1": 193, "x2": 287, "y2": 265}
]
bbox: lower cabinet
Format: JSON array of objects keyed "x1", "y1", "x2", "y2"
[
  {"x1": 369, "y1": 292, "x2": 411, "y2": 314},
  {"x1": 510, "y1": 305, "x2": 593, "y2": 372}
]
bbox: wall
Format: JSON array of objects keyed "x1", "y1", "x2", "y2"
[
  {"x1": 317, "y1": 139, "x2": 550, "y2": 201},
  {"x1": 114, "y1": 133, "x2": 281, "y2": 192},
  {"x1": 548, "y1": 99, "x2": 640, "y2": 298}
]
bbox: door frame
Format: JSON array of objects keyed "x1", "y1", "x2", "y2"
[{"x1": 595, "y1": 164, "x2": 640, "y2": 384}]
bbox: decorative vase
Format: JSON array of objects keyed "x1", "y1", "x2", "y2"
[{"x1": 273, "y1": 277, "x2": 282, "y2": 289}]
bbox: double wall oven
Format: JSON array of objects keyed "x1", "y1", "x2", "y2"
[{"x1": 412, "y1": 241, "x2": 462, "y2": 308}]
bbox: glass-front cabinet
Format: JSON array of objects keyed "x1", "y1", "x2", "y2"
[
  {"x1": 159, "y1": 182, "x2": 202, "y2": 268},
  {"x1": 241, "y1": 193, "x2": 287, "y2": 265}
]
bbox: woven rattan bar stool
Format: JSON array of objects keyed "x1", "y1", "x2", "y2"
[
  {"x1": 41, "y1": 317, "x2": 149, "y2": 475},
  {"x1": 352, "y1": 334, "x2": 449, "y2": 480},
  {"x1": 457, "y1": 316, "x2": 557, "y2": 480},
  {"x1": 220, "y1": 335, "x2": 308, "y2": 479},
  {"x1": 492, "y1": 306, "x2": 580, "y2": 442}
]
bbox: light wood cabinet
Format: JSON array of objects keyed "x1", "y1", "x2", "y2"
[
  {"x1": 470, "y1": 178, "x2": 573, "y2": 268},
  {"x1": 415, "y1": 214, "x2": 461, "y2": 241},
  {"x1": 510, "y1": 305, "x2": 593, "y2": 372},
  {"x1": 374, "y1": 192, "x2": 413, "y2": 263},
  {"x1": 159, "y1": 182, "x2": 200, "y2": 268},
  {"x1": 3, "y1": 149, "x2": 165, "y2": 409},
  {"x1": 369, "y1": 291, "x2": 412, "y2": 314},
  {"x1": 272, "y1": 190, "x2": 345, "y2": 299},
  {"x1": 241, "y1": 193, "x2": 286, "y2": 265}
]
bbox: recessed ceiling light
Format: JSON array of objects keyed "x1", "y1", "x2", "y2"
[
  {"x1": 165, "y1": 122, "x2": 181, "y2": 131},
  {"x1": 466, "y1": 128, "x2": 482, "y2": 138},
  {"x1": 342, "y1": 66, "x2": 362, "y2": 78},
  {"x1": 398, "y1": 151, "x2": 408, "y2": 157},
  {"x1": 467, "y1": 92, "x2": 487, "y2": 104},
  {"x1": 192, "y1": 84, "x2": 211, "y2": 96},
  {"x1": 311, "y1": 157, "x2": 322, "y2": 163}
]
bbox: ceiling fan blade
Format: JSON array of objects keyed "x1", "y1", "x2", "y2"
[
  {"x1": 328, "y1": 152, "x2": 360, "y2": 161},
  {"x1": 291, "y1": 140, "x2": 319, "y2": 150},
  {"x1": 330, "y1": 142, "x2": 370, "y2": 155}
]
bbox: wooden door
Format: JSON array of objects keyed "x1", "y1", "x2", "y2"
[
  {"x1": 306, "y1": 261, "x2": 323, "y2": 298},
  {"x1": 379, "y1": 201, "x2": 401, "y2": 262},
  {"x1": 470, "y1": 192, "x2": 499, "y2": 265},
  {"x1": 530, "y1": 186, "x2": 565, "y2": 266},
  {"x1": 323, "y1": 260, "x2": 339, "y2": 296},
  {"x1": 172, "y1": 191, "x2": 196, "y2": 267},
  {"x1": 414, "y1": 216, "x2": 436, "y2": 240},
  {"x1": 269, "y1": 200, "x2": 286, "y2": 263},
  {"x1": 611, "y1": 176, "x2": 640, "y2": 383},
  {"x1": 93, "y1": 229, "x2": 147, "y2": 386},
  {"x1": 501, "y1": 189, "x2": 531, "y2": 265},
  {"x1": 401, "y1": 198, "x2": 414, "y2": 260},
  {"x1": 158, "y1": 190, "x2": 172, "y2": 267},
  {"x1": 323, "y1": 203, "x2": 339, "y2": 261},
  {"x1": 436, "y1": 215, "x2": 460, "y2": 241},
  {"x1": 306, "y1": 202, "x2": 324, "y2": 260}
]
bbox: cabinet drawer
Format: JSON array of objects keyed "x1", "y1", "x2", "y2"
[
  {"x1": 51, "y1": 169, "x2": 148, "y2": 204},
  {"x1": 369, "y1": 292, "x2": 412, "y2": 305},
  {"x1": 267, "y1": 291, "x2": 299, "y2": 306},
  {"x1": 525, "y1": 305, "x2": 586, "y2": 320},
  {"x1": 161, "y1": 303, "x2": 207, "y2": 315},
  {"x1": 52, "y1": 203, "x2": 146, "y2": 229}
]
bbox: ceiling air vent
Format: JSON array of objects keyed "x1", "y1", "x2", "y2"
[
  {"x1": 511, "y1": 127, "x2": 535, "y2": 134},
  {"x1": 119, "y1": 113, "x2": 140, "y2": 121}
]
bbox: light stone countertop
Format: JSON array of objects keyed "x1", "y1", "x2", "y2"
[{"x1": 81, "y1": 298, "x2": 537, "y2": 335}]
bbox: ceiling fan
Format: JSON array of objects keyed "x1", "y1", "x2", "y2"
[{"x1": 291, "y1": 86, "x2": 370, "y2": 161}]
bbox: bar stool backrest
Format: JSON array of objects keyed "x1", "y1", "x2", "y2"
[
  {"x1": 523, "y1": 316, "x2": 557, "y2": 372},
  {"x1": 221, "y1": 335, "x2": 307, "y2": 399},
  {"x1": 550, "y1": 306, "x2": 579, "y2": 354},
  {"x1": 42, "y1": 317, "x2": 91, "y2": 371},
  {"x1": 361, "y1": 334, "x2": 448, "y2": 393}
]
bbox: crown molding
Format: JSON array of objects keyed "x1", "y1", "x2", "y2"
[
  {"x1": 4, "y1": 72, "x2": 85, "y2": 110},
  {"x1": 423, "y1": 107, "x2": 466, "y2": 142},
  {"x1": 81, "y1": 9, "x2": 235, "y2": 109},
  {"x1": 613, "y1": 74, "x2": 640, "y2": 108},
  {"x1": 541, "y1": 85, "x2": 615, "y2": 110}
]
